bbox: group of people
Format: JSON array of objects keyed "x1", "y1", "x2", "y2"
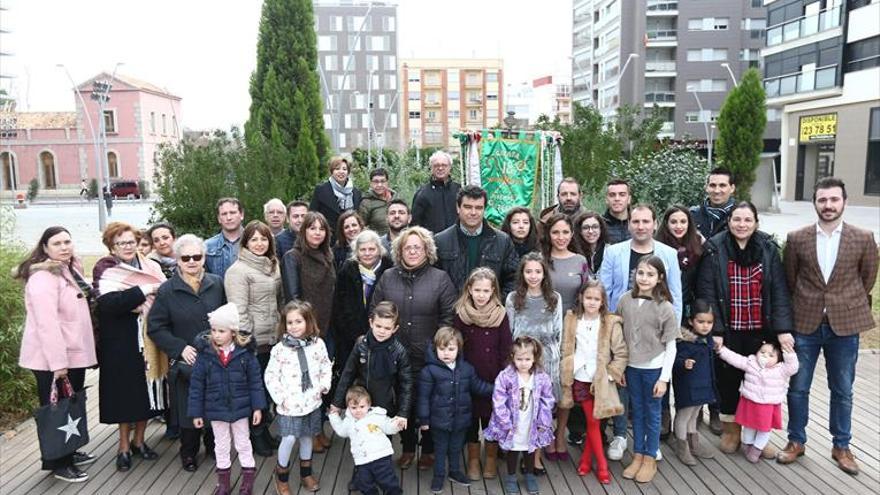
[{"x1": 16, "y1": 149, "x2": 878, "y2": 495}]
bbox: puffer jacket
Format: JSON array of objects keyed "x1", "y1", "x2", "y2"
[
  {"x1": 358, "y1": 188, "x2": 397, "y2": 235},
  {"x1": 411, "y1": 178, "x2": 461, "y2": 234},
  {"x1": 187, "y1": 333, "x2": 267, "y2": 422},
  {"x1": 696, "y1": 230, "x2": 794, "y2": 336},
  {"x1": 370, "y1": 262, "x2": 457, "y2": 370},
  {"x1": 332, "y1": 333, "x2": 414, "y2": 418},
  {"x1": 717, "y1": 346, "x2": 799, "y2": 405},
  {"x1": 224, "y1": 249, "x2": 282, "y2": 347},
  {"x1": 602, "y1": 209, "x2": 631, "y2": 245},
  {"x1": 672, "y1": 327, "x2": 718, "y2": 408},
  {"x1": 434, "y1": 222, "x2": 519, "y2": 296},
  {"x1": 416, "y1": 346, "x2": 493, "y2": 431}
]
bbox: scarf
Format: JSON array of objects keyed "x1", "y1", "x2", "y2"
[
  {"x1": 365, "y1": 330, "x2": 396, "y2": 380},
  {"x1": 282, "y1": 333, "x2": 317, "y2": 392},
  {"x1": 330, "y1": 177, "x2": 354, "y2": 210},
  {"x1": 181, "y1": 269, "x2": 203, "y2": 293},
  {"x1": 359, "y1": 259, "x2": 382, "y2": 306},
  {"x1": 703, "y1": 198, "x2": 735, "y2": 224},
  {"x1": 457, "y1": 297, "x2": 506, "y2": 328},
  {"x1": 727, "y1": 233, "x2": 762, "y2": 267},
  {"x1": 95, "y1": 254, "x2": 168, "y2": 410}
]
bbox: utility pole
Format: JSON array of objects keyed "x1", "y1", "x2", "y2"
[{"x1": 367, "y1": 69, "x2": 375, "y2": 169}]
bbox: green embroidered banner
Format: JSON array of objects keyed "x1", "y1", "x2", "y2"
[{"x1": 480, "y1": 136, "x2": 539, "y2": 225}]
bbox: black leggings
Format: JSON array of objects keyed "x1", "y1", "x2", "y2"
[
  {"x1": 506, "y1": 450, "x2": 535, "y2": 475},
  {"x1": 33, "y1": 368, "x2": 87, "y2": 471},
  {"x1": 465, "y1": 415, "x2": 492, "y2": 443}
]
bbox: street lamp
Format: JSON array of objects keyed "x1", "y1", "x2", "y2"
[
  {"x1": 569, "y1": 55, "x2": 592, "y2": 106},
  {"x1": 332, "y1": 2, "x2": 375, "y2": 152},
  {"x1": 90, "y1": 62, "x2": 124, "y2": 217},
  {"x1": 721, "y1": 62, "x2": 738, "y2": 87},
  {"x1": 689, "y1": 89, "x2": 713, "y2": 167},
  {"x1": 367, "y1": 69, "x2": 375, "y2": 168},
  {"x1": 57, "y1": 63, "x2": 107, "y2": 230},
  {"x1": 620, "y1": 53, "x2": 640, "y2": 106}
]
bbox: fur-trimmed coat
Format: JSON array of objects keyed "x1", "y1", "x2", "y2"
[{"x1": 559, "y1": 312, "x2": 627, "y2": 419}]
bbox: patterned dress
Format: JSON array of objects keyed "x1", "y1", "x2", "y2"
[{"x1": 505, "y1": 291, "x2": 564, "y2": 402}]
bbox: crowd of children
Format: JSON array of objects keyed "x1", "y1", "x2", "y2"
[{"x1": 183, "y1": 252, "x2": 799, "y2": 495}]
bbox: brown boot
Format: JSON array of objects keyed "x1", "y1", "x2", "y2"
[
  {"x1": 466, "y1": 443, "x2": 482, "y2": 481},
  {"x1": 418, "y1": 453, "x2": 435, "y2": 471},
  {"x1": 719, "y1": 422, "x2": 741, "y2": 454},
  {"x1": 674, "y1": 438, "x2": 697, "y2": 466},
  {"x1": 635, "y1": 456, "x2": 657, "y2": 483},
  {"x1": 300, "y1": 460, "x2": 320, "y2": 492},
  {"x1": 316, "y1": 431, "x2": 332, "y2": 449},
  {"x1": 483, "y1": 442, "x2": 499, "y2": 479},
  {"x1": 274, "y1": 463, "x2": 291, "y2": 495},
  {"x1": 622, "y1": 453, "x2": 643, "y2": 479},
  {"x1": 688, "y1": 433, "x2": 715, "y2": 459},
  {"x1": 832, "y1": 447, "x2": 859, "y2": 475},
  {"x1": 761, "y1": 443, "x2": 778, "y2": 459},
  {"x1": 775, "y1": 441, "x2": 805, "y2": 464},
  {"x1": 396, "y1": 452, "x2": 415, "y2": 469}
]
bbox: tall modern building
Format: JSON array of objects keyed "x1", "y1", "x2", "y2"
[
  {"x1": 762, "y1": 0, "x2": 879, "y2": 205},
  {"x1": 399, "y1": 58, "x2": 504, "y2": 150},
  {"x1": 571, "y1": 0, "x2": 771, "y2": 142},
  {"x1": 314, "y1": 0, "x2": 399, "y2": 153}
]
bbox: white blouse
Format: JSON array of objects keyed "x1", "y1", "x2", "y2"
[{"x1": 573, "y1": 317, "x2": 600, "y2": 382}]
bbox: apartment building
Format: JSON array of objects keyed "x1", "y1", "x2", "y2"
[
  {"x1": 572, "y1": 0, "x2": 770, "y2": 141},
  {"x1": 505, "y1": 75, "x2": 572, "y2": 126},
  {"x1": 314, "y1": 0, "x2": 399, "y2": 153},
  {"x1": 762, "y1": 0, "x2": 879, "y2": 205},
  {"x1": 399, "y1": 59, "x2": 504, "y2": 149}
]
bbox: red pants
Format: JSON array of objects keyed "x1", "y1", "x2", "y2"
[{"x1": 579, "y1": 397, "x2": 609, "y2": 475}]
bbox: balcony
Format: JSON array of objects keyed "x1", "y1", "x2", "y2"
[
  {"x1": 647, "y1": 0, "x2": 677, "y2": 16},
  {"x1": 765, "y1": 6, "x2": 842, "y2": 48},
  {"x1": 645, "y1": 61, "x2": 676, "y2": 72},
  {"x1": 466, "y1": 96, "x2": 483, "y2": 105},
  {"x1": 644, "y1": 91, "x2": 676, "y2": 106},
  {"x1": 646, "y1": 29, "x2": 677, "y2": 47},
  {"x1": 659, "y1": 121, "x2": 675, "y2": 136},
  {"x1": 423, "y1": 77, "x2": 441, "y2": 87},
  {"x1": 764, "y1": 64, "x2": 841, "y2": 103}
]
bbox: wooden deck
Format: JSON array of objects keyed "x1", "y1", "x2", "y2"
[{"x1": 2, "y1": 353, "x2": 878, "y2": 495}]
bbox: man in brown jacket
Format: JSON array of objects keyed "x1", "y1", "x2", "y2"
[{"x1": 777, "y1": 177, "x2": 878, "y2": 475}]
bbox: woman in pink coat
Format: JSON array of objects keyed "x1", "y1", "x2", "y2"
[{"x1": 16, "y1": 226, "x2": 98, "y2": 483}]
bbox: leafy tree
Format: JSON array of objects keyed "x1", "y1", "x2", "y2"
[
  {"x1": 715, "y1": 68, "x2": 767, "y2": 201},
  {"x1": 244, "y1": 0, "x2": 329, "y2": 201}
]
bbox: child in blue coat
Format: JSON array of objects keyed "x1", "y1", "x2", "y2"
[
  {"x1": 672, "y1": 299, "x2": 718, "y2": 465},
  {"x1": 189, "y1": 303, "x2": 267, "y2": 495},
  {"x1": 417, "y1": 327, "x2": 493, "y2": 494}
]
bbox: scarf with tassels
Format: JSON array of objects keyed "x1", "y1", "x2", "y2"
[
  {"x1": 330, "y1": 177, "x2": 354, "y2": 210},
  {"x1": 281, "y1": 334, "x2": 317, "y2": 392},
  {"x1": 456, "y1": 297, "x2": 506, "y2": 328}
]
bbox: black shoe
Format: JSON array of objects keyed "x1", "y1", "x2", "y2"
[
  {"x1": 449, "y1": 471, "x2": 471, "y2": 487},
  {"x1": 72, "y1": 451, "x2": 97, "y2": 467},
  {"x1": 181, "y1": 456, "x2": 198, "y2": 472},
  {"x1": 163, "y1": 426, "x2": 180, "y2": 440},
  {"x1": 53, "y1": 465, "x2": 89, "y2": 483},
  {"x1": 520, "y1": 458, "x2": 547, "y2": 476},
  {"x1": 567, "y1": 432, "x2": 585, "y2": 446},
  {"x1": 251, "y1": 432, "x2": 273, "y2": 457},
  {"x1": 132, "y1": 443, "x2": 159, "y2": 460},
  {"x1": 116, "y1": 451, "x2": 132, "y2": 472}
]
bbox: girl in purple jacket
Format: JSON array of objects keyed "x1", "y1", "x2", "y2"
[
  {"x1": 484, "y1": 337, "x2": 555, "y2": 495},
  {"x1": 717, "y1": 340, "x2": 799, "y2": 463}
]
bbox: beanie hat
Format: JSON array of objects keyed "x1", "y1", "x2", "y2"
[{"x1": 208, "y1": 302, "x2": 240, "y2": 331}]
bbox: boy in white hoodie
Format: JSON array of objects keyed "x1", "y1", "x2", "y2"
[{"x1": 328, "y1": 386, "x2": 404, "y2": 495}]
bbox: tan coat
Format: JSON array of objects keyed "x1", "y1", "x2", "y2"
[
  {"x1": 224, "y1": 248, "x2": 282, "y2": 347},
  {"x1": 559, "y1": 311, "x2": 628, "y2": 419}
]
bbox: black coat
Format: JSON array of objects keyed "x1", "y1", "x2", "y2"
[
  {"x1": 332, "y1": 256, "x2": 392, "y2": 364},
  {"x1": 416, "y1": 346, "x2": 493, "y2": 431},
  {"x1": 332, "y1": 333, "x2": 414, "y2": 418},
  {"x1": 147, "y1": 272, "x2": 226, "y2": 427},
  {"x1": 370, "y1": 263, "x2": 457, "y2": 370},
  {"x1": 188, "y1": 333, "x2": 267, "y2": 422},
  {"x1": 275, "y1": 228, "x2": 296, "y2": 260},
  {"x1": 672, "y1": 329, "x2": 718, "y2": 408},
  {"x1": 309, "y1": 180, "x2": 363, "y2": 232},
  {"x1": 603, "y1": 210, "x2": 631, "y2": 245},
  {"x1": 696, "y1": 230, "x2": 793, "y2": 337},
  {"x1": 689, "y1": 201, "x2": 732, "y2": 240},
  {"x1": 411, "y1": 178, "x2": 461, "y2": 234},
  {"x1": 434, "y1": 222, "x2": 519, "y2": 296}
]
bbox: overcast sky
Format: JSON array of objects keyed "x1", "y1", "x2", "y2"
[{"x1": 1, "y1": 0, "x2": 571, "y2": 130}]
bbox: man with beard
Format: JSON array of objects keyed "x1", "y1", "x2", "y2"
[
  {"x1": 690, "y1": 168, "x2": 737, "y2": 240},
  {"x1": 540, "y1": 177, "x2": 583, "y2": 223},
  {"x1": 382, "y1": 199, "x2": 411, "y2": 252},
  {"x1": 777, "y1": 177, "x2": 878, "y2": 475}
]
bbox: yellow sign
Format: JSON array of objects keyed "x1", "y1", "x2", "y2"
[{"x1": 799, "y1": 113, "x2": 837, "y2": 143}]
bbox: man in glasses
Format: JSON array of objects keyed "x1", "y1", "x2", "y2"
[
  {"x1": 359, "y1": 168, "x2": 397, "y2": 235},
  {"x1": 204, "y1": 197, "x2": 244, "y2": 279},
  {"x1": 411, "y1": 150, "x2": 461, "y2": 234}
]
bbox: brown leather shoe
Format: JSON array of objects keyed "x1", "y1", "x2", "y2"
[
  {"x1": 418, "y1": 453, "x2": 435, "y2": 471},
  {"x1": 396, "y1": 452, "x2": 415, "y2": 469},
  {"x1": 832, "y1": 447, "x2": 859, "y2": 475},
  {"x1": 775, "y1": 441, "x2": 805, "y2": 464}
]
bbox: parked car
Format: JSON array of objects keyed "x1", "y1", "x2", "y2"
[{"x1": 110, "y1": 181, "x2": 141, "y2": 199}]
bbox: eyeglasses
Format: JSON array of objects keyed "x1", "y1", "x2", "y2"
[
  {"x1": 114, "y1": 240, "x2": 137, "y2": 248},
  {"x1": 581, "y1": 224, "x2": 601, "y2": 232},
  {"x1": 180, "y1": 254, "x2": 204, "y2": 262},
  {"x1": 370, "y1": 178, "x2": 388, "y2": 184},
  {"x1": 403, "y1": 245, "x2": 425, "y2": 253}
]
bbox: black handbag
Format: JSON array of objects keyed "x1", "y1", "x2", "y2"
[{"x1": 33, "y1": 377, "x2": 90, "y2": 461}]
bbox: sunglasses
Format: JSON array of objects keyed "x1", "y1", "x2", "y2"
[{"x1": 180, "y1": 254, "x2": 204, "y2": 262}]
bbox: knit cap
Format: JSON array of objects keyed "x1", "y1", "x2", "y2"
[{"x1": 208, "y1": 302, "x2": 240, "y2": 331}]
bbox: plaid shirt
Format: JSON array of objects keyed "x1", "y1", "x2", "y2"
[{"x1": 727, "y1": 260, "x2": 763, "y2": 331}]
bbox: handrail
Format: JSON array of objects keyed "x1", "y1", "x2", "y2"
[{"x1": 766, "y1": 6, "x2": 841, "y2": 47}]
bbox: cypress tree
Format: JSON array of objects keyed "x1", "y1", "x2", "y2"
[
  {"x1": 715, "y1": 68, "x2": 767, "y2": 201},
  {"x1": 245, "y1": 0, "x2": 329, "y2": 200}
]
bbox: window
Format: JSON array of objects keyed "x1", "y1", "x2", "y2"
[
  {"x1": 344, "y1": 114, "x2": 353, "y2": 128},
  {"x1": 427, "y1": 110, "x2": 438, "y2": 122},
  {"x1": 348, "y1": 34, "x2": 362, "y2": 51},
  {"x1": 323, "y1": 56, "x2": 337, "y2": 71},
  {"x1": 383, "y1": 55, "x2": 396, "y2": 71},
  {"x1": 333, "y1": 75, "x2": 352, "y2": 90},
  {"x1": 339, "y1": 133, "x2": 346, "y2": 149},
  {"x1": 323, "y1": 114, "x2": 332, "y2": 129},
  {"x1": 740, "y1": 49, "x2": 760, "y2": 61},
  {"x1": 448, "y1": 90, "x2": 460, "y2": 100},
  {"x1": 688, "y1": 17, "x2": 729, "y2": 31},
  {"x1": 385, "y1": 75, "x2": 396, "y2": 90},
  {"x1": 351, "y1": 94, "x2": 366, "y2": 110},
  {"x1": 161, "y1": 114, "x2": 167, "y2": 135},
  {"x1": 685, "y1": 110, "x2": 718, "y2": 123},
  {"x1": 150, "y1": 112, "x2": 156, "y2": 133},
  {"x1": 685, "y1": 79, "x2": 727, "y2": 92},
  {"x1": 330, "y1": 16, "x2": 343, "y2": 31},
  {"x1": 468, "y1": 109, "x2": 481, "y2": 121},
  {"x1": 378, "y1": 94, "x2": 387, "y2": 109},
  {"x1": 318, "y1": 35, "x2": 337, "y2": 51},
  {"x1": 487, "y1": 94, "x2": 498, "y2": 101},
  {"x1": 361, "y1": 114, "x2": 370, "y2": 128},
  {"x1": 107, "y1": 151, "x2": 119, "y2": 177},
  {"x1": 866, "y1": 107, "x2": 880, "y2": 195},
  {"x1": 408, "y1": 111, "x2": 421, "y2": 119},
  {"x1": 448, "y1": 110, "x2": 460, "y2": 120},
  {"x1": 39, "y1": 151, "x2": 57, "y2": 189},
  {"x1": 389, "y1": 114, "x2": 398, "y2": 129},
  {"x1": 687, "y1": 48, "x2": 727, "y2": 62},
  {"x1": 846, "y1": 36, "x2": 880, "y2": 73},
  {"x1": 1, "y1": 151, "x2": 17, "y2": 190},
  {"x1": 408, "y1": 74, "x2": 420, "y2": 83},
  {"x1": 486, "y1": 72, "x2": 498, "y2": 83},
  {"x1": 347, "y1": 16, "x2": 367, "y2": 31},
  {"x1": 408, "y1": 91, "x2": 421, "y2": 101},
  {"x1": 741, "y1": 18, "x2": 766, "y2": 30},
  {"x1": 383, "y1": 16, "x2": 395, "y2": 31},
  {"x1": 766, "y1": 108, "x2": 782, "y2": 122},
  {"x1": 367, "y1": 35, "x2": 388, "y2": 51},
  {"x1": 103, "y1": 110, "x2": 117, "y2": 133},
  {"x1": 366, "y1": 56, "x2": 379, "y2": 71},
  {"x1": 342, "y1": 55, "x2": 355, "y2": 70}
]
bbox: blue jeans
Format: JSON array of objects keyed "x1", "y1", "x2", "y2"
[
  {"x1": 612, "y1": 385, "x2": 629, "y2": 438},
  {"x1": 432, "y1": 427, "x2": 468, "y2": 481},
  {"x1": 787, "y1": 323, "x2": 859, "y2": 449},
  {"x1": 626, "y1": 367, "x2": 662, "y2": 458}
]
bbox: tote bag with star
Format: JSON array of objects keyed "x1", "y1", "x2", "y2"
[{"x1": 34, "y1": 377, "x2": 90, "y2": 460}]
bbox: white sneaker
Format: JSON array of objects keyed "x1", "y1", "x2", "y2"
[
  {"x1": 608, "y1": 436, "x2": 627, "y2": 461},
  {"x1": 656, "y1": 448, "x2": 663, "y2": 461}
]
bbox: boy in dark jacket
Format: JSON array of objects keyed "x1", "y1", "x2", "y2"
[
  {"x1": 417, "y1": 327, "x2": 493, "y2": 494},
  {"x1": 188, "y1": 303, "x2": 266, "y2": 495}
]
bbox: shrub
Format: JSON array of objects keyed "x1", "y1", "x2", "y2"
[
  {"x1": 26, "y1": 178, "x2": 39, "y2": 202},
  {"x1": 87, "y1": 179, "x2": 99, "y2": 200}
]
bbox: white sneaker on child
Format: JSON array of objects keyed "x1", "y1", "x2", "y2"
[{"x1": 608, "y1": 436, "x2": 627, "y2": 461}]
